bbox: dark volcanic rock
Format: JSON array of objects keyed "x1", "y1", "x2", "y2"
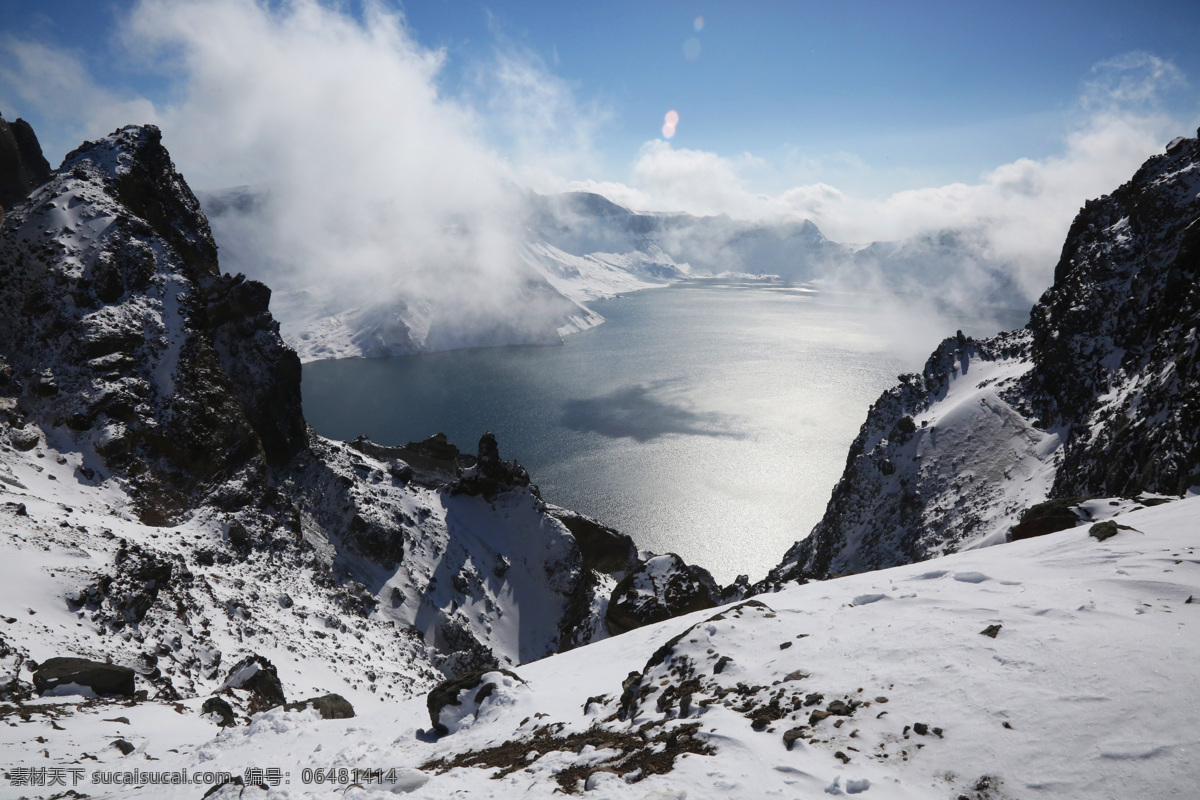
[
  {"x1": 549, "y1": 508, "x2": 639, "y2": 574},
  {"x1": 1009, "y1": 498, "x2": 1089, "y2": 540},
  {"x1": 285, "y1": 693, "x2": 355, "y2": 720},
  {"x1": 0, "y1": 114, "x2": 52, "y2": 212},
  {"x1": 33, "y1": 657, "x2": 136, "y2": 697},
  {"x1": 0, "y1": 124, "x2": 306, "y2": 523},
  {"x1": 222, "y1": 655, "x2": 286, "y2": 714},
  {"x1": 606, "y1": 554, "x2": 720, "y2": 635},
  {"x1": 202, "y1": 696, "x2": 236, "y2": 727}
]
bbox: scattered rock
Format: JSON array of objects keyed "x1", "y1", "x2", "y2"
[
  {"x1": 913, "y1": 722, "x2": 929, "y2": 736},
  {"x1": 783, "y1": 726, "x2": 806, "y2": 751},
  {"x1": 980, "y1": 624, "x2": 1002, "y2": 638},
  {"x1": 221, "y1": 655, "x2": 285, "y2": 714},
  {"x1": 111, "y1": 739, "x2": 135, "y2": 756},
  {"x1": 32, "y1": 657, "x2": 136, "y2": 697},
  {"x1": 285, "y1": 693, "x2": 355, "y2": 720},
  {"x1": 1089, "y1": 520, "x2": 1134, "y2": 542},
  {"x1": 201, "y1": 696, "x2": 236, "y2": 727},
  {"x1": 827, "y1": 699, "x2": 855, "y2": 716},
  {"x1": 8, "y1": 427, "x2": 38, "y2": 452}
]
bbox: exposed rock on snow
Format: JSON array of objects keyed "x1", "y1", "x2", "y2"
[
  {"x1": 221, "y1": 655, "x2": 286, "y2": 714},
  {"x1": 606, "y1": 554, "x2": 720, "y2": 635},
  {"x1": 284, "y1": 693, "x2": 355, "y2": 720},
  {"x1": 31, "y1": 657, "x2": 136, "y2": 698}
]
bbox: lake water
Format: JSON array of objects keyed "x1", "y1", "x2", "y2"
[{"x1": 302, "y1": 279, "x2": 1021, "y2": 583}]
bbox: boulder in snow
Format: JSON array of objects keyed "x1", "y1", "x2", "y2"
[{"x1": 32, "y1": 657, "x2": 136, "y2": 697}]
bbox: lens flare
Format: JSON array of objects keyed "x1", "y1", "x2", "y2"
[
  {"x1": 662, "y1": 110, "x2": 679, "y2": 139},
  {"x1": 694, "y1": 16, "x2": 704, "y2": 31},
  {"x1": 683, "y1": 37, "x2": 701, "y2": 60}
]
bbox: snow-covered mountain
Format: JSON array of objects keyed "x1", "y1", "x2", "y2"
[
  {"x1": 767, "y1": 129, "x2": 1200, "y2": 583},
  {"x1": 0, "y1": 124, "x2": 720, "y2": 720},
  {"x1": 198, "y1": 186, "x2": 690, "y2": 363}
]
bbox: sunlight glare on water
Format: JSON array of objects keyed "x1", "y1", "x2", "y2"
[{"x1": 302, "y1": 280, "x2": 1003, "y2": 583}]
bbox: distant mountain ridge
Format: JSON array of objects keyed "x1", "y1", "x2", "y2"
[
  {"x1": 199, "y1": 184, "x2": 1029, "y2": 362},
  {"x1": 766, "y1": 128, "x2": 1200, "y2": 583}
]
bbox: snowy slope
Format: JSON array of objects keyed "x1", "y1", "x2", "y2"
[{"x1": 5, "y1": 494, "x2": 1193, "y2": 799}]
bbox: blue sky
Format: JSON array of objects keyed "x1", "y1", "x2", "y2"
[
  {"x1": 1, "y1": 0, "x2": 1198, "y2": 260},
  {"x1": 405, "y1": 0, "x2": 1200, "y2": 186}
]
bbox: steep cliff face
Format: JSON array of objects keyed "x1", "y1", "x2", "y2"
[{"x1": 767, "y1": 131, "x2": 1200, "y2": 583}]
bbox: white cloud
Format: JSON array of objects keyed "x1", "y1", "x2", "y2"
[
  {"x1": 469, "y1": 42, "x2": 611, "y2": 189},
  {"x1": 1, "y1": 11, "x2": 1193, "y2": 328}
]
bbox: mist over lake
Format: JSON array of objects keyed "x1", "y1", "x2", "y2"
[{"x1": 302, "y1": 279, "x2": 1023, "y2": 583}]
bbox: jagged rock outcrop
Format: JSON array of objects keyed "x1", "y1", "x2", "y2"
[
  {"x1": 0, "y1": 124, "x2": 305, "y2": 523},
  {"x1": 0, "y1": 113, "x2": 52, "y2": 214},
  {"x1": 221, "y1": 654, "x2": 286, "y2": 714},
  {"x1": 766, "y1": 130, "x2": 1200, "y2": 583},
  {"x1": 606, "y1": 554, "x2": 720, "y2": 635},
  {"x1": 453, "y1": 431, "x2": 531, "y2": 499}
]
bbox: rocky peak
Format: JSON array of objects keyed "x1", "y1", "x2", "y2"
[
  {"x1": 1022, "y1": 129, "x2": 1200, "y2": 497},
  {"x1": 0, "y1": 113, "x2": 52, "y2": 213},
  {"x1": 0, "y1": 123, "x2": 305, "y2": 522},
  {"x1": 62, "y1": 125, "x2": 218, "y2": 278},
  {"x1": 764, "y1": 131, "x2": 1200, "y2": 584}
]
